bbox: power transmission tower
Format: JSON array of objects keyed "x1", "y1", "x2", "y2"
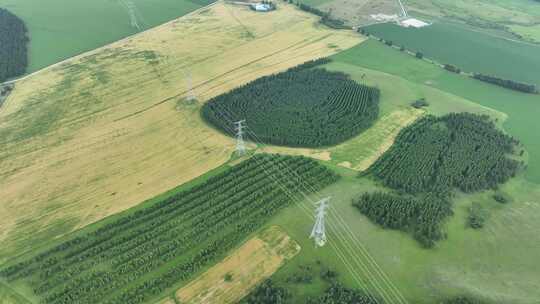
[
  {"x1": 122, "y1": 0, "x2": 141, "y2": 30},
  {"x1": 234, "y1": 120, "x2": 247, "y2": 156},
  {"x1": 310, "y1": 197, "x2": 330, "y2": 247}
]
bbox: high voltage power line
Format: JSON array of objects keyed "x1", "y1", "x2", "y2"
[{"x1": 206, "y1": 100, "x2": 409, "y2": 304}]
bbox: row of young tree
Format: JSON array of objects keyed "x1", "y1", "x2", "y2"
[
  {"x1": 357, "y1": 113, "x2": 522, "y2": 246},
  {"x1": 0, "y1": 8, "x2": 28, "y2": 82},
  {"x1": 472, "y1": 73, "x2": 538, "y2": 94},
  {"x1": 202, "y1": 61, "x2": 379, "y2": 148},
  {"x1": 0, "y1": 154, "x2": 339, "y2": 304}
]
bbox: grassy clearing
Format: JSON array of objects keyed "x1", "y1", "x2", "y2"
[
  {"x1": 509, "y1": 24, "x2": 540, "y2": 44},
  {"x1": 267, "y1": 165, "x2": 540, "y2": 303},
  {"x1": 0, "y1": 280, "x2": 32, "y2": 304},
  {"x1": 329, "y1": 107, "x2": 423, "y2": 171},
  {"x1": 0, "y1": 1, "x2": 363, "y2": 264},
  {"x1": 363, "y1": 21, "x2": 540, "y2": 86},
  {"x1": 0, "y1": 0, "x2": 210, "y2": 73},
  {"x1": 171, "y1": 226, "x2": 299, "y2": 304}
]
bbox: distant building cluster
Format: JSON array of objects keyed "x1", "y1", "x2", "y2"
[
  {"x1": 399, "y1": 18, "x2": 430, "y2": 28},
  {"x1": 251, "y1": 2, "x2": 275, "y2": 12}
]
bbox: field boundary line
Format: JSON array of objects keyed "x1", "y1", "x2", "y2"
[{"x1": 1, "y1": 1, "x2": 221, "y2": 86}]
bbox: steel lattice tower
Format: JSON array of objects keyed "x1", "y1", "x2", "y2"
[
  {"x1": 234, "y1": 120, "x2": 247, "y2": 156},
  {"x1": 310, "y1": 197, "x2": 330, "y2": 247}
]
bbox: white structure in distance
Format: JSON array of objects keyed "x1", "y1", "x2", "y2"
[{"x1": 399, "y1": 18, "x2": 430, "y2": 28}]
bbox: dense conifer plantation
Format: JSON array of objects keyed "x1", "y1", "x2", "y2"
[
  {"x1": 0, "y1": 8, "x2": 28, "y2": 82},
  {"x1": 353, "y1": 192, "x2": 452, "y2": 247},
  {"x1": 202, "y1": 59, "x2": 380, "y2": 147},
  {"x1": 355, "y1": 113, "x2": 521, "y2": 247},
  {"x1": 370, "y1": 113, "x2": 520, "y2": 194}
]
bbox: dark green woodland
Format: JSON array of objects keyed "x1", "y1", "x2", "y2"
[
  {"x1": 354, "y1": 113, "x2": 521, "y2": 247},
  {"x1": 202, "y1": 59, "x2": 380, "y2": 147},
  {"x1": 0, "y1": 8, "x2": 28, "y2": 82}
]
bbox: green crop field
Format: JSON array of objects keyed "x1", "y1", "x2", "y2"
[
  {"x1": 0, "y1": 0, "x2": 211, "y2": 74},
  {"x1": 268, "y1": 166, "x2": 540, "y2": 304},
  {"x1": 363, "y1": 21, "x2": 540, "y2": 86}
]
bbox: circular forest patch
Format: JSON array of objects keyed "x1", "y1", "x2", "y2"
[{"x1": 202, "y1": 60, "x2": 380, "y2": 147}]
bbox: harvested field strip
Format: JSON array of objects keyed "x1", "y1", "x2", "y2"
[
  {"x1": 0, "y1": 154, "x2": 338, "y2": 304},
  {"x1": 173, "y1": 226, "x2": 300, "y2": 304},
  {"x1": 0, "y1": 1, "x2": 363, "y2": 262},
  {"x1": 332, "y1": 108, "x2": 424, "y2": 171}
]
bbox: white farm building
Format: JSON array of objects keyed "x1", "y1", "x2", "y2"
[
  {"x1": 251, "y1": 3, "x2": 273, "y2": 12},
  {"x1": 399, "y1": 18, "x2": 430, "y2": 28}
]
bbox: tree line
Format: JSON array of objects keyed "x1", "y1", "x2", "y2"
[
  {"x1": 369, "y1": 113, "x2": 520, "y2": 194},
  {"x1": 0, "y1": 8, "x2": 28, "y2": 82},
  {"x1": 472, "y1": 73, "x2": 538, "y2": 94},
  {"x1": 356, "y1": 32, "x2": 538, "y2": 95},
  {"x1": 0, "y1": 154, "x2": 339, "y2": 304},
  {"x1": 202, "y1": 61, "x2": 379, "y2": 148},
  {"x1": 296, "y1": 3, "x2": 349, "y2": 29},
  {"x1": 355, "y1": 113, "x2": 522, "y2": 247},
  {"x1": 242, "y1": 265, "x2": 487, "y2": 304}
]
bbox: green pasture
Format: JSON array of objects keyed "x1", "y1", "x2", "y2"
[
  {"x1": 269, "y1": 167, "x2": 540, "y2": 304},
  {"x1": 0, "y1": 0, "x2": 210, "y2": 74},
  {"x1": 362, "y1": 21, "x2": 540, "y2": 86},
  {"x1": 510, "y1": 24, "x2": 540, "y2": 44},
  {"x1": 331, "y1": 39, "x2": 540, "y2": 183}
]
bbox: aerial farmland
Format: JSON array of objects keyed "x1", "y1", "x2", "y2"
[{"x1": 1, "y1": 1, "x2": 539, "y2": 304}]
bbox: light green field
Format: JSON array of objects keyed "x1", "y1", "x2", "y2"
[
  {"x1": 0, "y1": 0, "x2": 211, "y2": 73},
  {"x1": 268, "y1": 169, "x2": 540, "y2": 304},
  {"x1": 0, "y1": 280, "x2": 31, "y2": 304},
  {"x1": 510, "y1": 24, "x2": 540, "y2": 44},
  {"x1": 363, "y1": 21, "x2": 540, "y2": 86},
  {"x1": 406, "y1": 0, "x2": 540, "y2": 40}
]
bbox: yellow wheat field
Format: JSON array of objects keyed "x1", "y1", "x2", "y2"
[
  {"x1": 170, "y1": 226, "x2": 299, "y2": 304},
  {"x1": 0, "y1": 1, "x2": 363, "y2": 262}
]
